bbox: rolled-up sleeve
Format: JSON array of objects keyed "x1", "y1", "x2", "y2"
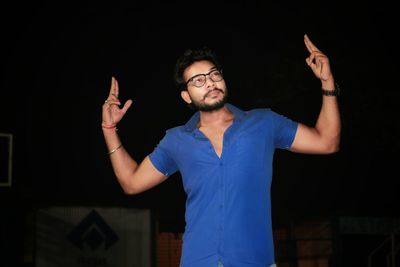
[{"x1": 148, "y1": 131, "x2": 178, "y2": 177}]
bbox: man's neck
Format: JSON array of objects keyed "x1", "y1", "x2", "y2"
[{"x1": 197, "y1": 105, "x2": 234, "y2": 128}]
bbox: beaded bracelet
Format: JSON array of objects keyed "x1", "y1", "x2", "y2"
[{"x1": 102, "y1": 122, "x2": 117, "y2": 129}]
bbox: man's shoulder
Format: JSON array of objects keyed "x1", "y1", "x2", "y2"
[
  {"x1": 243, "y1": 107, "x2": 293, "y2": 124},
  {"x1": 246, "y1": 107, "x2": 275, "y2": 117},
  {"x1": 164, "y1": 125, "x2": 186, "y2": 135},
  {"x1": 156, "y1": 125, "x2": 186, "y2": 145}
]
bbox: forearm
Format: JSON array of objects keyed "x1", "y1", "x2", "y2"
[
  {"x1": 103, "y1": 128, "x2": 138, "y2": 189},
  {"x1": 315, "y1": 80, "x2": 341, "y2": 152},
  {"x1": 293, "y1": 34, "x2": 341, "y2": 154}
]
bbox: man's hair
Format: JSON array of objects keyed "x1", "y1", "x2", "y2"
[{"x1": 174, "y1": 47, "x2": 222, "y2": 91}]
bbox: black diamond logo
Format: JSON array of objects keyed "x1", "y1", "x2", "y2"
[{"x1": 68, "y1": 209, "x2": 118, "y2": 250}]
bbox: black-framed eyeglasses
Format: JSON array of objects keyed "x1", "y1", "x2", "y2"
[{"x1": 185, "y1": 69, "x2": 224, "y2": 88}]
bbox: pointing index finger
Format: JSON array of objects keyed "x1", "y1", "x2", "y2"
[
  {"x1": 114, "y1": 77, "x2": 119, "y2": 98},
  {"x1": 304, "y1": 34, "x2": 320, "y2": 53},
  {"x1": 109, "y1": 76, "x2": 119, "y2": 98}
]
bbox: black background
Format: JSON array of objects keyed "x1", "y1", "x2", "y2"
[{"x1": 1, "y1": 2, "x2": 399, "y2": 265}]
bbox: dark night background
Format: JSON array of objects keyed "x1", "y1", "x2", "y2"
[{"x1": 1, "y1": 2, "x2": 399, "y2": 266}]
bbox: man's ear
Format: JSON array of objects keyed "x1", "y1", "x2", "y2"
[{"x1": 181, "y1": 90, "x2": 192, "y2": 104}]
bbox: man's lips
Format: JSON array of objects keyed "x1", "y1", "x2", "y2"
[{"x1": 204, "y1": 89, "x2": 223, "y2": 100}]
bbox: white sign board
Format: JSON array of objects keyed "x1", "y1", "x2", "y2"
[{"x1": 36, "y1": 207, "x2": 152, "y2": 267}]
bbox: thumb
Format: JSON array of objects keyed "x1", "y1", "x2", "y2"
[{"x1": 121, "y1": 99, "x2": 133, "y2": 113}]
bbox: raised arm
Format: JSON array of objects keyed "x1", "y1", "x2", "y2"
[
  {"x1": 102, "y1": 77, "x2": 168, "y2": 194},
  {"x1": 290, "y1": 34, "x2": 341, "y2": 154}
]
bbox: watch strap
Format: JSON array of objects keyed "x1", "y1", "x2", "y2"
[{"x1": 322, "y1": 83, "x2": 340, "y2": 96}]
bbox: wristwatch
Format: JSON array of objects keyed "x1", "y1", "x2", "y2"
[{"x1": 322, "y1": 83, "x2": 340, "y2": 96}]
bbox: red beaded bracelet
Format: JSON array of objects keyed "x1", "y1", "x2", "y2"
[{"x1": 102, "y1": 122, "x2": 117, "y2": 129}]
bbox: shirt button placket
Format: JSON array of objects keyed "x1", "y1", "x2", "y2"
[{"x1": 218, "y1": 160, "x2": 225, "y2": 255}]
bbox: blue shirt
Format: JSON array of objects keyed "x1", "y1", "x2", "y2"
[{"x1": 149, "y1": 103, "x2": 298, "y2": 267}]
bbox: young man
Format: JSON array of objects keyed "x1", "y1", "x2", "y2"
[{"x1": 101, "y1": 34, "x2": 341, "y2": 267}]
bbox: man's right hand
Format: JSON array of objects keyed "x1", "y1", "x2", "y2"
[{"x1": 102, "y1": 76, "x2": 133, "y2": 127}]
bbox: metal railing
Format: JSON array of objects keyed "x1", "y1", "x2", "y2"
[{"x1": 367, "y1": 234, "x2": 398, "y2": 267}]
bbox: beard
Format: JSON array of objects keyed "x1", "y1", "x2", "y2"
[{"x1": 189, "y1": 88, "x2": 228, "y2": 112}]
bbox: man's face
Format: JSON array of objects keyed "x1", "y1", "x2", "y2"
[{"x1": 181, "y1": 60, "x2": 228, "y2": 112}]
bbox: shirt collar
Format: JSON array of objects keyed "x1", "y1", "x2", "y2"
[{"x1": 184, "y1": 103, "x2": 246, "y2": 133}]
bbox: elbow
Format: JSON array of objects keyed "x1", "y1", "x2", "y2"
[
  {"x1": 117, "y1": 174, "x2": 142, "y2": 195},
  {"x1": 326, "y1": 144, "x2": 340, "y2": 154},
  {"x1": 122, "y1": 188, "x2": 139, "y2": 195},
  {"x1": 121, "y1": 184, "x2": 135, "y2": 195},
  {"x1": 323, "y1": 137, "x2": 341, "y2": 154},
  {"x1": 122, "y1": 185, "x2": 142, "y2": 195}
]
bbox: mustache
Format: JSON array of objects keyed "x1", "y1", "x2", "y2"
[{"x1": 203, "y1": 88, "x2": 224, "y2": 100}]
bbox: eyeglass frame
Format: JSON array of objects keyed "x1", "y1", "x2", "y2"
[{"x1": 185, "y1": 68, "x2": 224, "y2": 88}]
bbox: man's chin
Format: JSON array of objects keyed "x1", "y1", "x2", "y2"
[
  {"x1": 189, "y1": 90, "x2": 228, "y2": 111},
  {"x1": 197, "y1": 100, "x2": 226, "y2": 112}
]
